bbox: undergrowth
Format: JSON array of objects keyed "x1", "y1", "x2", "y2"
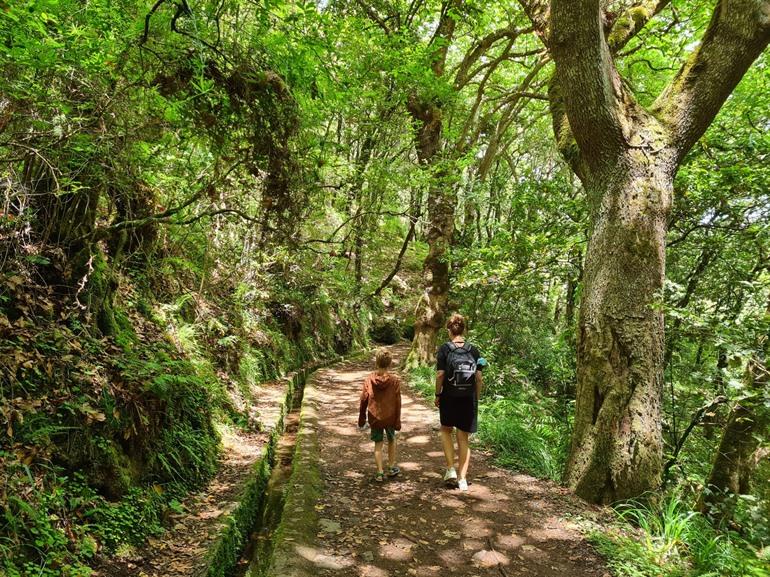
[
  {"x1": 590, "y1": 492, "x2": 770, "y2": 577},
  {"x1": 0, "y1": 247, "x2": 366, "y2": 576},
  {"x1": 0, "y1": 301, "x2": 221, "y2": 576},
  {"x1": 408, "y1": 364, "x2": 569, "y2": 481}
]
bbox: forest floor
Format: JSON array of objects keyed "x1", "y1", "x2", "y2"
[{"x1": 283, "y1": 343, "x2": 612, "y2": 577}]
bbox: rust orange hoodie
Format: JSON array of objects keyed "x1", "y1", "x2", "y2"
[{"x1": 358, "y1": 371, "x2": 402, "y2": 430}]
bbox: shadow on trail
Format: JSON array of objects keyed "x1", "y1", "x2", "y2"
[{"x1": 273, "y1": 345, "x2": 609, "y2": 577}]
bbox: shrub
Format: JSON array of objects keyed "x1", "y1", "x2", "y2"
[{"x1": 590, "y1": 492, "x2": 770, "y2": 577}]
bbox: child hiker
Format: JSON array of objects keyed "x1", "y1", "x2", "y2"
[{"x1": 358, "y1": 348, "x2": 402, "y2": 482}]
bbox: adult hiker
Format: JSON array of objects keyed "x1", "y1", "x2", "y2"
[{"x1": 434, "y1": 313, "x2": 484, "y2": 491}]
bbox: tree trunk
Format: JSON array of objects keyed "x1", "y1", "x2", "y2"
[
  {"x1": 461, "y1": 175, "x2": 477, "y2": 248},
  {"x1": 409, "y1": 168, "x2": 455, "y2": 365},
  {"x1": 698, "y1": 299, "x2": 770, "y2": 523},
  {"x1": 564, "y1": 247, "x2": 582, "y2": 329},
  {"x1": 699, "y1": 402, "x2": 759, "y2": 521},
  {"x1": 566, "y1": 156, "x2": 674, "y2": 503},
  {"x1": 350, "y1": 133, "x2": 376, "y2": 293},
  {"x1": 517, "y1": 0, "x2": 770, "y2": 504},
  {"x1": 403, "y1": 1, "x2": 460, "y2": 367}
]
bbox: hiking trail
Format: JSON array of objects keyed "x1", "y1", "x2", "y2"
[{"x1": 266, "y1": 344, "x2": 611, "y2": 577}]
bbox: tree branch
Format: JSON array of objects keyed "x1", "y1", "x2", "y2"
[
  {"x1": 607, "y1": 1, "x2": 672, "y2": 52},
  {"x1": 427, "y1": 1, "x2": 460, "y2": 77},
  {"x1": 87, "y1": 161, "x2": 244, "y2": 239},
  {"x1": 169, "y1": 208, "x2": 260, "y2": 225},
  {"x1": 517, "y1": 0, "x2": 550, "y2": 44},
  {"x1": 653, "y1": 0, "x2": 770, "y2": 162},
  {"x1": 354, "y1": 0, "x2": 392, "y2": 35},
  {"x1": 549, "y1": 0, "x2": 627, "y2": 169},
  {"x1": 140, "y1": 0, "x2": 168, "y2": 45},
  {"x1": 453, "y1": 25, "x2": 531, "y2": 89},
  {"x1": 662, "y1": 395, "x2": 728, "y2": 484},
  {"x1": 405, "y1": 0, "x2": 424, "y2": 28},
  {"x1": 304, "y1": 209, "x2": 409, "y2": 245},
  {"x1": 370, "y1": 214, "x2": 419, "y2": 299}
]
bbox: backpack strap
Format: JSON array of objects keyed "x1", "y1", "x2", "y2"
[{"x1": 449, "y1": 341, "x2": 470, "y2": 352}]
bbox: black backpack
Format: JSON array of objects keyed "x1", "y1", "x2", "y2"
[{"x1": 444, "y1": 342, "x2": 477, "y2": 397}]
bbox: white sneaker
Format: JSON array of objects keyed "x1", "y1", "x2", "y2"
[
  {"x1": 457, "y1": 478, "x2": 468, "y2": 491},
  {"x1": 443, "y1": 467, "x2": 458, "y2": 487}
]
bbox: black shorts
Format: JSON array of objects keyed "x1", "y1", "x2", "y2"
[{"x1": 438, "y1": 394, "x2": 477, "y2": 433}]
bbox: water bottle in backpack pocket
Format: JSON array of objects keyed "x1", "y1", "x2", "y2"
[{"x1": 444, "y1": 342, "x2": 477, "y2": 397}]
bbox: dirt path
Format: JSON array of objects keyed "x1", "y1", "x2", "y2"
[{"x1": 298, "y1": 344, "x2": 610, "y2": 577}]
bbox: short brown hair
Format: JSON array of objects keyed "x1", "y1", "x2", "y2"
[
  {"x1": 446, "y1": 313, "x2": 465, "y2": 336},
  {"x1": 375, "y1": 348, "x2": 392, "y2": 369}
]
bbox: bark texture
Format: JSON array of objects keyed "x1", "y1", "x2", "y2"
[
  {"x1": 569, "y1": 153, "x2": 674, "y2": 502},
  {"x1": 406, "y1": 3, "x2": 459, "y2": 367},
  {"x1": 533, "y1": 0, "x2": 770, "y2": 502},
  {"x1": 407, "y1": 97, "x2": 455, "y2": 366}
]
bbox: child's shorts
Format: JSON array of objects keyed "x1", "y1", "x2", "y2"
[{"x1": 371, "y1": 427, "x2": 396, "y2": 442}]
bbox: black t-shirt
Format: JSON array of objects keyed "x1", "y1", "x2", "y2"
[{"x1": 436, "y1": 341, "x2": 481, "y2": 372}]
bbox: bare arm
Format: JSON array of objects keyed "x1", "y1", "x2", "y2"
[
  {"x1": 475, "y1": 370, "x2": 483, "y2": 400},
  {"x1": 435, "y1": 370, "x2": 445, "y2": 407}
]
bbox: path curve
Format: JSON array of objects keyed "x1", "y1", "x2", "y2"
[{"x1": 271, "y1": 344, "x2": 610, "y2": 577}]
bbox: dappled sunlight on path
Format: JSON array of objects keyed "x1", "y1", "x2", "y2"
[{"x1": 286, "y1": 344, "x2": 610, "y2": 577}]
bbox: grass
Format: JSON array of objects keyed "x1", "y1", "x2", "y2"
[
  {"x1": 408, "y1": 364, "x2": 769, "y2": 577},
  {"x1": 590, "y1": 492, "x2": 770, "y2": 577},
  {"x1": 475, "y1": 399, "x2": 567, "y2": 480},
  {"x1": 407, "y1": 365, "x2": 569, "y2": 481}
]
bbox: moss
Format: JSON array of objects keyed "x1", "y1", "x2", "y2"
[
  {"x1": 79, "y1": 250, "x2": 119, "y2": 337},
  {"x1": 204, "y1": 458, "x2": 272, "y2": 577},
  {"x1": 95, "y1": 439, "x2": 141, "y2": 499},
  {"x1": 56, "y1": 432, "x2": 141, "y2": 500},
  {"x1": 264, "y1": 372, "x2": 323, "y2": 577},
  {"x1": 113, "y1": 308, "x2": 136, "y2": 348},
  {"x1": 201, "y1": 370, "x2": 306, "y2": 577},
  {"x1": 629, "y1": 6, "x2": 651, "y2": 26},
  {"x1": 135, "y1": 296, "x2": 154, "y2": 319},
  {"x1": 608, "y1": 6, "x2": 651, "y2": 48}
]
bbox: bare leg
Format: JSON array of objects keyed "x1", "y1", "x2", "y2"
[
  {"x1": 374, "y1": 441, "x2": 384, "y2": 473},
  {"x1": 457, "y1": 430, "x2": 470, "y2": 480},
  {"x1": 387, "y1": 437, "x2": 397, "y2": 468},
  {"x1": 440, "y1": 426, "x2": 455, "y2": 469}
]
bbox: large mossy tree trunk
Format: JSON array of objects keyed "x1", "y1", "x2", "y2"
[
  {"x1": 518, "y1": 0, "x2": 770, "y2": 502},
  {"x1": 410, "y1": 164, "x2": 456, "y2": 365},
  {"x1": 568, "y1": 157, "x2": 674, "y2": 502}
]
